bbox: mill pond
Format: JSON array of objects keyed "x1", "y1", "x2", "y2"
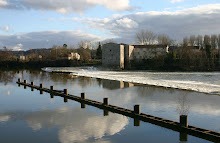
[{"x1": 0, "y1": 68, "x2": 220, "y2": 143}]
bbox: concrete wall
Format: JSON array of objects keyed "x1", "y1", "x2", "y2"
[
  {"x1": 125, "y1": 45, "x2": 134, "y2": 61},
  {"x1": 102, "y1": 43, "x2": 169, "y2": 68},
  {"x1": 124, "y1": 45, "x2": 134, "y2": 69},
  {"x1": 132, "y1": 45, "x2": 168, "y2": 61},
  {"x1": 102, "y1": 43, "x2": 124, "y2": 68}
]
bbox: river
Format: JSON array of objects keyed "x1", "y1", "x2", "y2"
[{"x1": 0, "y1": 68, "x2": 219, "y2": 143}]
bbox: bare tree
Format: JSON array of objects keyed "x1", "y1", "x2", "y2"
[
  {"x1": 135, "y1": 30, "x2": 156, "y2": 45},
  {"x1": 189, "y1": 35, "x2": 196, "y2": 46},
  {"x1": 78, "y1": 40, "x2": 91, "y2": 49},
  {"x1": 195, "y1": 35, "x2": 203, "y2": 48},
  {"x1": 211, "y1": 34, "x2": 218, "y2": 49},
  {"x1": 0, "y1": 46, "x2": 14, "y2": 61},
  {"x1": 204, "y1": 35, "x2": 211, "y2": 46},
  {"x1": 157, "y1": 34, "x2": 172, "y2": 45},
  {"x1": 77, "y1": 41, "x2": 91, "y2": 62},
  {"x1": 182, "y1": 37, "x2": 189, "y2": 47},
  {"x1": 218, "y1": 34, "x2": 220, "y2": 49}
]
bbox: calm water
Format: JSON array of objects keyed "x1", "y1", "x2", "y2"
[{"x1": 0, "y1": 69, "x2": 219, "y2": 143}]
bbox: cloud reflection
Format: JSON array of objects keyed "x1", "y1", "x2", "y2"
[
  {"x1": 25, "y1": 107, "x2": 128, "y2": 143},
  {"x1": 0, "y1": 115, "x2": 10, "y2": 122}
]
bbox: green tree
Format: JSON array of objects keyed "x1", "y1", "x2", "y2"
[
  {"x1": 63, "y1": 44, "x2": 67, "y2": 48},
  {"x1": 96, "y1": 42, "x2": 102, "y2": 59}
]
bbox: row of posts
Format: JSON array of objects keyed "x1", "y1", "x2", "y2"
[{"x1": 18, "y1": 78, "x2": 188, "y2": 128}]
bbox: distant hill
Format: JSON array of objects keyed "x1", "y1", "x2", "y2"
[{"x1": 12, "y1": 48, "x2": 51, "y2": 57}]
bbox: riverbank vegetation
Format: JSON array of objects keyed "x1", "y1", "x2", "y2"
[
  {"x1": 1, "y1": 32, "x2": 220, "y2": 71},
  {"x1": 130, "y1": 31, "x2": 220, "y2": 71},
  {"x1": 0, "y1": 42, "x2": 102, "y2": 70}
]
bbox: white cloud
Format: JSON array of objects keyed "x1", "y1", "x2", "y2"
[
  {"x1": 2, "y1": 3, "x2": 220, "y2": 46},
  {"x1": 0, "y1": 0, "x2": 7, "y2": 6},
  {"x1": 73, "y1": 3, "x2": 220, "y2": 44},
  {"x1": 86, "y1": 0, "x2": 132, "y2": 12},
  {"x1": 12, "y1": 43, "x2": 23, "y2": 51},
  {"x1": 116, "y1": 17, "x2": 138, "y2": 28},
  {"x1": 1, "y1": 25, "x2": 9, "y2": 32},
  {"x1": 0, "y1": 30, "x2": 106, "y2": 50},
  {"x1": 171, "y1": 0, "x2": 184, "y2": 3},
  {"x1": 1, "y1": 0, "x2": 133, "y2": 14}
]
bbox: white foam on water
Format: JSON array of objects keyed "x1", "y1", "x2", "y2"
[{"x1": 42, "y1": 67, "x2": 220, "y2": 94}]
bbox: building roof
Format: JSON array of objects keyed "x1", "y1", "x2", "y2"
[{"x1": 132, "y1": 45, "x2": 168, "y2": 48}]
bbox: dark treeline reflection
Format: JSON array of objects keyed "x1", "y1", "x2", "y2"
[{"x1": 0, "y1": 70, "x2": 18, "y2": 85}]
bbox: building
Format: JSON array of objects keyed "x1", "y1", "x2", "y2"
[
  {"x1": 38, "y1": 55, "x2": 42, "y2": 59},
  {"x1": 102, "y1": 43, "x2": 169, "y2": 69},
  {"x1": 131, "y1": 45, "x2": 169, "y2": 61},
  {"x1": 19, "y1": 55, "x2": 25, "y2": 61},
  {"x1": 102, "y1": 43, "x2": 124, "y2": 68},
  {"x1": 67, "y1": 52, "x2": 80, "y2": 60}
]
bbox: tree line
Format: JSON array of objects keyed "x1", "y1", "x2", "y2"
[
  {"x1": 133, "y1": 30, "x2": 220, "y2": 71},
  {"x1": 0, "y1": 41, "x2": 102, "y2": 69}
]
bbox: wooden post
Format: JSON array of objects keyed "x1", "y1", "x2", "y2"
[
  {"x1": 134, "y1": 105, "x2": 140, "y2": 114},
  {"x1": 50, "y1": 86, "x2": 54, "y2": 91},
  {"x1": 23, "y1": 80, "x2": 27, "y2": 89},
  {"x1": 50, "y1": 86, "x2": 54, "y2": 97},
  {"x1": 40, "y1": 83, "x2": 43, "y2": 88},
  {"x1": 81, "y1": 93, "x2": 86, "y2": 99},
  {"x1": 180, "y1": 115, "x2": 188, "y2": 127},
  {"x1": 64, "y1": 89, "x2": 68, "y2": 95},
  {"x1": 80, "y1": 92, "x2": 86, "y2": 108},
  {"x1": 103, "y1": 98, "x2": 109, "y2": 105},
  {"x1": 18, "y1": 78, "x2": 21, "y2": 82},
  {"x1": 40, "y1": 90, "x2": 43, "y2": 94},
  {"x1": 31, "y1": 82, "x2": 34, "y2": 90},
  {"x1": 64, "y1": 89, "x2": 68, "y2": 103}
]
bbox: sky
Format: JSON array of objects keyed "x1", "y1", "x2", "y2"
[{"x1": 0, "y1": 0, "x2": 220, "y2": 50}]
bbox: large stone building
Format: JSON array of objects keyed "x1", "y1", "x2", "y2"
[
  {"x1": 131, "y1": 45, "x2": 169, "y2": 61},
  {"x1": 102, "y1": 43, "x2": 169, "y2": 69},
  {"x1": 102, "y1": 43, "x2": 125, "y2": 68}
]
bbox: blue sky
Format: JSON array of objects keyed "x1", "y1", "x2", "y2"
[{"x1": 0, "y1": 0, "x2": 220, "y2": 50}]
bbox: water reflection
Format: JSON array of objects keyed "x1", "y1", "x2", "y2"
[
  {"x1": 0, "y1": 70, "x2": 17, "y2": 85},
  {"x1": 101, "y1": 79, "x2": 134, "y2": 90},
  {"x1": 2, "y1": 70, "x2": 220, "y2": 133},
  {"x1": 0, "y1": 115, "x2": 10, "y2": 122},
  {"x1": 25, "y1": 107, "x2": 129, "y2": 143},
  {"x1": 176, "y1": 94, "x2": 191, "y2": 116},
  {"x1": 102, "y1": 80, "x2": 124, "y2": 90}
]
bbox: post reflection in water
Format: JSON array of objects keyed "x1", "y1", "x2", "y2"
[
  {"x1": 134, "y1": 118, "x2": 140, "y2": 127},
  {"x1": 32, "y1": 85, "x2": 195, "y2": 143},
  {"x1": 81, "y1": 102, "x2": 86, "y2": 108},
  {"x1": 180, "y1": 132, "x2": 188, "y2": 142}
]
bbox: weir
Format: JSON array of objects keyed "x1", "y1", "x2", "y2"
[{"x1": 16, "y1": 79, "x2": 220, "y2": 143}]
